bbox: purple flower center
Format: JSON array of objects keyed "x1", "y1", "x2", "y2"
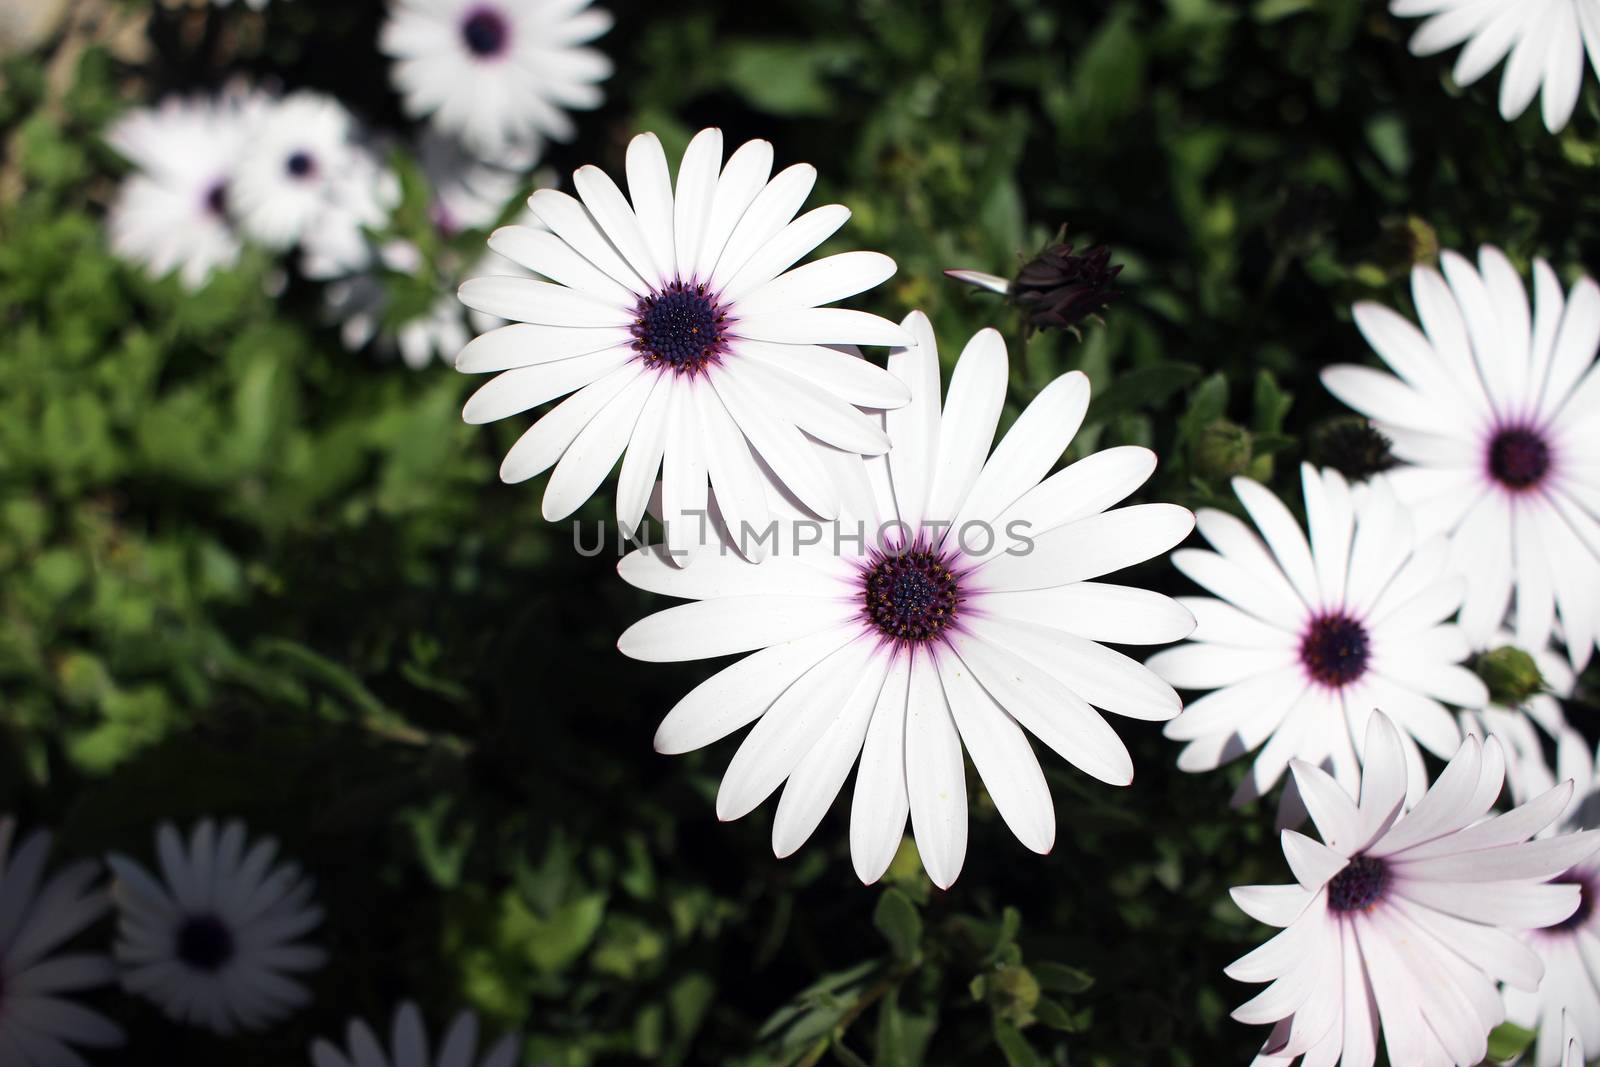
[
  {"x1": 632, "y1": 282, "x2": 728, "y2": 376},
  {"x1": 1299, "y1": 612, "x2": 1369, "y2": 689},
  {"x1": 461, "y1": 7, "x2": 510, "y2": 58},
  {"x1": 1487, "y1": 426, "x2": 1550, "y2": 491},
  {"x1": 175, "y1": 914, "x2": 236, "y2": 972},
  {"x1": 1328, "y1": 855, "x2": 1388, "y2": 912},
  {"x1": 286, "y1": 151, "x2": 316, "y2": 180},
  {"x1": 1552, "y1": 877, "x2": 1594, "y2": 932},
  {"x1": 862, "y1": 549, "x2": 961, "y2": 644},
  {"x1": 204, "y1": 181, "x2": 228, "y2": 218}
]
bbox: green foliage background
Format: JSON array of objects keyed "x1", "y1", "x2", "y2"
[{"x1": 3, "y1": 0, "x2": 1598, "y2": 1063}]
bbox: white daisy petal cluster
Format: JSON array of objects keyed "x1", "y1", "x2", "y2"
[
  {"x1": 108, "y1": 818, "x2": 326, "y2": 1035},
  {"x1": 1503, "y1": 732, "x2": 1600, "y2": 1067},
  {"x1": 0, "y1": 818, "x2": 125, "y2": 1064},
  {"x1": 1391, "y1": 0, "x2": 1600, "y2": 132},
  {"x1": 1151, "y1": 464, "x2": 1487, "y2": 818},
  {"x1": 456, "y1": 128, "x2": 916, "y2": 542},
  {"x1": 381, "y1": 0, "x2": 612, "y2": 163},
  {"x1": 1323, "y1": 246, "x2": 1600, "y2": 672},
  {"x1": 615, "y1": 315, "x2": 1196, "y2": 889},
  {"x1": 311, "y1": 1002, "x2": 520, "y2": 1067},
  {"x1": 1229, "y1": 712, "x2": 1600, "y2": 1067},
  {"x1": 106, "y1": 87, "x2": 271, "y2": 291}
]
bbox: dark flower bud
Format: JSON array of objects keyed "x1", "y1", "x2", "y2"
[
  {"x1": 1310, "y1": 417, "x2": 1395, "y2": 481},
  {"x1": 1010, "y1": 230, "x2": 1122, "y2": 334}
]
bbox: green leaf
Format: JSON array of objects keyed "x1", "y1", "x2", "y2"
[
  {"x1": 992, "y1": 1020, "x2": 1048, "y2": 1067},
  {"x1": 1086, "y1": 362, "x2": 1203, "y2": 426},
  {"x1": 1486, "y1": 1021, "x2": 1537, "y2": 1062},
  {"x1": 873, "y1": 888, "x2": 923, "y2": 961},
  {"x1": 1033, "y1": 962, "x2": 1095, "y2": 994}
]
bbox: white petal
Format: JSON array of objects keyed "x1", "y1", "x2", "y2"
[
  {"x1": 623, "y1": 133, "x2": 675, "y2": 285},
  {"x1": 850, "y1": 654, "x2": 912, "y2": 884},
  {"x1": 708, "y1": 164, "x2": 817, "y2": 292},
  {"x1": 527, "y1": 188, "x2": 650, "y2": 296},
  {"x1": 904, "y1": 651, "x2": 967, "y2": 889},
  {"x1": 734, "y1": 252, "x2": 897, "y2": 317},
  {"x1": 541, "y1": 371, "x2": 656, "y2": 520},
  {"x1": 885, "y1": 311, "x2": 941, "y2": 534},
  {"x1": 734, "y1": 308, "x2": 911, "y2": 349},
  {"x1": 952, "y1": 371, "x2": 1091, "y2": 532},
  {"x1": 458, "y1": 277, "x2": 631, "y2": 327},
  {"x1": 935, "y1": 651, "x2": 1055, "y2": 855},
  {"x1": 975, "y1": 504, "x2": 1196, "y2": 590},
  {"x1": 923, "y1": 329, "x2": 1008, "y2": 531},
  {"x1": 771, "y1": 657, "x2": 888, "y2": 858},
  {"x1": 672, "y1": 128, "x2": 722, "y2": 283}
]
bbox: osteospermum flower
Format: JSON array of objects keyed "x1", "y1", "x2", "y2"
[
  {"x1": 298, "y1": 147, "x2": 403, "y2": 280},
  {"x1": 311, "y1": 1002, "x2": 520, "y2": 1067},
  {"x1": 106, "y1": 90, "x2": 266, "y2": 289},
  {"x1": 233, "y1": 92, "x2": 377, "y2": 251},
  {"x1": 421, "y1": 131, "x2": 526, "y2": 236},
  {"x1": 1323, "y1": 247, "x2": 1600, "y2": 671},
  {"x1": 0, "y1": 818, "x2": 125, "y2": 1064},
  {"x1": 455, "y1": 128, "x2": 913, "y2": 551},
  {"x1": 616, "y1": 315, "x2": 1196, "y2": 888},
  {"x1": 1152, "y1": 465, "x2": 1488, "y2": 816},
  {"x1": 1504, "y1": 731, "x2": 1600, "y2": 1067},
  {"x1": 1390, "y1": 0, "x2": 1600, "y2": 133},
  {"x1": 1229, "y1": 712, "x2": 1600, "y2": 1066},
  {"x1": 108, "y1": 818, "x2": 325, "y2": 1034},
  {"x1": 381, "y1": 0, "x2": 612, "y2": 161}
]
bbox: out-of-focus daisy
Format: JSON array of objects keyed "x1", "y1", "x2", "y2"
[
  {"x1": 298, "y1": 147, "x2": 402, "y2": 280},
  {"x1": 233, "y1": 92, "x2": 373, "y2": 251},
  {"x1": 1323, "y1": 247, "x2": 1600, "y2": 671},
  {"x1": 1460, "y1": 636, "x2": 1573, "y2": 806},
  {"x1": 618, "y1": 316, "x2": 1196, "y2": 888},
  {"x1": 381, "y1": 0, "x2": 612, "y2": 161},
  {"x1": 311, "y1": 1002, "x2": 520, "y2": 1067},
  {"x1": 1152, "y1": 465, "x2": 1488, "y2": 817},
  {"x1": 421, "y1": 131, "x2": 525, "y2": 236},
  {"x1": 456, "y1": 128, "x2": 912, "y2": 547},
  {"x1": 106, "y1": 90, "x2": 265, "y2": 289},
  {"x1": 1230, "y1": 712, "x2": 1600, "y2": 1066},
  {"x1": 108, "y1": 818, "x2": 325, "y2": 1035},
  {"x1": 1391, "y1": 0, "x2": 1600, "y2": 133},
  {"x1": 0, "y1": 818, "x2": 125, "y2": 1064},
  {"x1": 1505, "y1": 731, "x2": 1600, "y2": 1067}
]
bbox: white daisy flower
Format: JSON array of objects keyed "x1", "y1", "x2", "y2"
[
  {"x1": 310, "y1": 1001, "x2": 519, "y2": 1067},
  {"x1": 1459, "y1": 633, "x2": 1574, "y2": 807},
  {"x1": 1229, "y1": 711, "x2": 1600, "y2": 1067},
  {"x1": 233, "y1": 92, "x2": 375, "y2": 251},
  {"x1": 455, "y1": 128, "x2": 913, "y2": 548},
  {"x1": 108, "y1": 818, "x2": 326, "y2": 1035},
  {"x1": 1504, "y1": 731, "x2": 1600, "y2": 1067},
  {"x1": 1152, "y1": 464, "x2": 1488, "y2": 818},
  {"x1": 1391, "y1": 0, "x2": 1600, "y2": 133},
  {"x1": 617, "y1": 315, "x2": 1197, "y2": 888},
  {"x1": 1323, "y1": 247, "x2": 1600, "y2": 671},
  {"x1": 0, "y1": 818, "x2": 125, "y2": 1064},
  {"x1": 380, "y1": 0, "x2": 612, "y2": 162},
  {"x1": 106, "y1": 89, "x2": 266, "y2": 289}
]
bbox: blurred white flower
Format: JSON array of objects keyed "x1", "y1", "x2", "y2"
[
  {"x1": 108, "y1": 818, "x2": 325, "y2": 1035},
  {"x1": 299, "y1": 147, "x2": 403, "y2": 280},
  {"x1": 233, "y1": 92, "x2": 376, "y2": 251},
  {"x1": 1231, "y1": 712, "x2": 1600, "y2": 1067},
  {"x1": 1504, "y1": 730, "x2": 1600, "y2": 1067},
  {"x1": 0, "y1": 818, "x2": 125, "y2": 1064},
  {"x1": 1152, "y1": 465, "x2": 1488, "y2": 819},
  {"x1": 420, "y1": 131, "x2": 526, "y2": 236},
  {"x1": 1391, "y1": 0, "x2": 1600, "y2": 132},
  {"x1": 1323, "y1": 246, "x2": 1600, "y2": 672},
  {"x1": 106, "y1": 89, "x2": 267, "y2": 289},
  {"x1": 381, "y1": 0, "x2": 612, "y2": 161},
  {"x1": 456, "y1": 128, "x2": 913, "y2": 537},
  {"x1": 325, "y1": 244, "x2": 471, "y2": 370},
  {"x1": 618, "y1": 317, "x2": 1196, "y2": 888},
  {"x1": 310, "y1": 1002, "x2": 520, "y2": 1067}
]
